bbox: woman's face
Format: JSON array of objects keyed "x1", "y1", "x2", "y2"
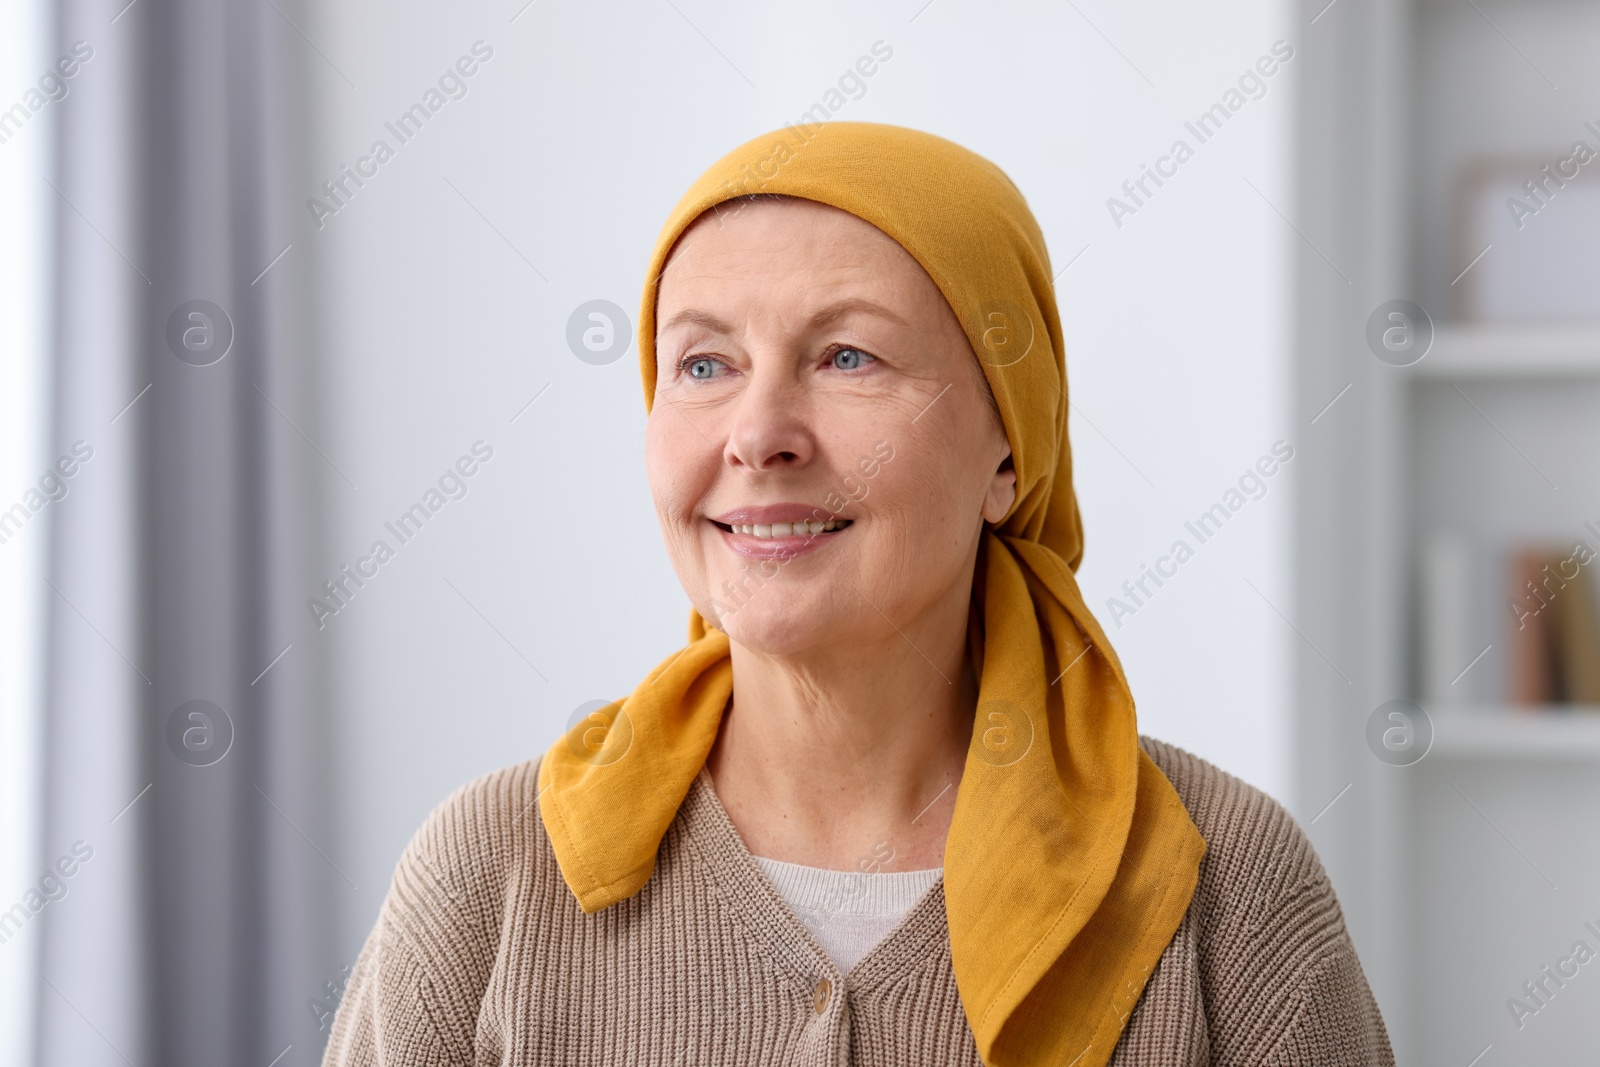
[{"x1": 647, "y1": 198, "x2": 1015, "y2": 657}]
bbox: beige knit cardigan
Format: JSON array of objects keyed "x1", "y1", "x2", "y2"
[{"x1": 321, "y1": 738, "x2": 1393, "y2": 1066}]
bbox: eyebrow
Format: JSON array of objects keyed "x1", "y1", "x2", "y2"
[
  {"x1": 658, "y1": 297, "x2": 909, "y2": 336},
  {"x1": 657, "y1": 308, "x2": 731, "y2": 335}
]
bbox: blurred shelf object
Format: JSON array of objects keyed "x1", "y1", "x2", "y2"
[
  {"x1": 1413, "y1": 325, "x2": 1600, "y2": 378},
  {"x1": 1429, "y1": 706, "x2": 1600, "y2": 759},
  {"x1": 1300, "y1": 1, "x2": 1600, "y2": 1061}
]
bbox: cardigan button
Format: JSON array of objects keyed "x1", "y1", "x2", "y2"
[{"x1": 813, "y1": 977, "x2": 832, "y2": 1014}]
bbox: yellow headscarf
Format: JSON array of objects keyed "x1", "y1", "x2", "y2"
[{"x1": 539, "y1": 122, "x2": 1206, "y2": 1066}]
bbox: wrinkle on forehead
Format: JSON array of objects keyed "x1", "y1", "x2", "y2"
[{"x1": 658, "y1": 200, "x2": 951, "y2": 335}]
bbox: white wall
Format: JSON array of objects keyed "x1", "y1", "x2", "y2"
[
  {"x1": 302, "y1": 0, "x2": 1296, "y2": 952},
  {"x1": 0, "y1": 0, "x2": 49, "y2": 1061}
]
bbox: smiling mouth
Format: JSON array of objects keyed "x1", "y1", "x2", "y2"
[{"x1": 711, "y1": 518, "x2": 853, "y2": 539}]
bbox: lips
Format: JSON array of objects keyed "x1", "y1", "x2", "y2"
[
  {"x1": 718, "y1": 518, "x2": 850, "y2": 539},
  {"x1": 709, "y1": 503, "x2": 853, "y2": 558}
]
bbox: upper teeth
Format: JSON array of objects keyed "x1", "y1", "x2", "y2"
[{"x1": 729, "y1": 520, "x2": 848, "y2": 538}]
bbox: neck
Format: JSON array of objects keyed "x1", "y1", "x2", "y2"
[{"x1": 705, "y1": 589, "x2": 977, "y2": 873}]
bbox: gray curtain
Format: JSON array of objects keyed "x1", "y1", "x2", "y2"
[{"x1": 38, "y1": 0, "x2": 332, "y2": 1064}]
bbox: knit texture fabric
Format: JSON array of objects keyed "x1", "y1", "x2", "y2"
[
  {"x1": 751, "y1": 854, "x2": 944, "y2": 974},
  {"x1": 322, "y1": 739, "x2": 1393, "y2": 1067}
]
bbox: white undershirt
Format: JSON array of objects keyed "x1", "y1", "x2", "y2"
[{"x1": 752, "y1": 855, "x2": 943, "y2": 974}]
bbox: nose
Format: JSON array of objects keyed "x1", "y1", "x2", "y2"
[{"x1": 722, "y1": 363, "x2": 815, "y2": 473}]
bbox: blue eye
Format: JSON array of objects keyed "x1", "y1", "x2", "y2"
[
  {"x1": 685, "y1": 356, "x2": 719, "y2": 380},
  {"x1": 831, "y1": 347, "x2": 872, "y2": 371}
]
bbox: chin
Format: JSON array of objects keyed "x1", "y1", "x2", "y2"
[
  {"x1": 704, "y1": 585, "x2": 845, "y2": 657},
  {"x1": 714, "y1": 610, "x2": 823, "y2": 657}
]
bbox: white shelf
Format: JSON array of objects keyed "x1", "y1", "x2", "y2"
[
  {"x1": 1427, "y1": 707, "x2": 1600, "y2": 758},
  {"x1": 1410, "y1": 326, "x2": 1600, "y2": 378}
]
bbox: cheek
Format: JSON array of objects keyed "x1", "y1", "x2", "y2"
[
  {"x1": 645, "y1": 410, "x2": 707, "y2": 519},
  {"x1": 645, "y1": 409, "x2": 730, "y2": 595},
  {"x1": 875, "y1": 393, "x2": 1001, "y2": 554},
  {"x1": 851, "y1": 458, "x2": 976, "y2": 620},
  {"x1": 868, "y1": 431, "x2": 978, "y2": 551}
]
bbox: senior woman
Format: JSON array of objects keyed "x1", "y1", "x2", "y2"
[{"x1": 323, "y1": 124, "x2": 1392, "y2": 1066}]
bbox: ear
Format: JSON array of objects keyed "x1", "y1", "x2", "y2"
[{"x1": 981, "y1": 452, "x2": 1017, "y2": 524}]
